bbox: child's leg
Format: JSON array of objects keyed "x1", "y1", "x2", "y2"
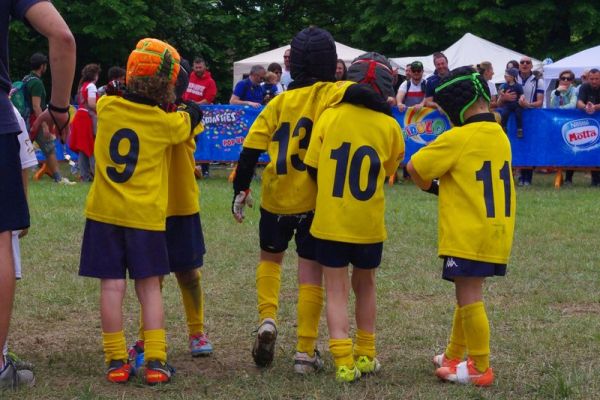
[
  {"x1": 135, "y1": 276, "x2": 166, "y2": 363},
  {"x1": 0, "y1": 231, "x2": 15, "y2": 368},
  {"x1": 444, "y1": 305, "x2": 466, "y2": 361},
  {"x1": 175, "y1": 269, "x2": 204, "y2": 336},
  {"x1": 455, "y1": 277, "x2": 489, "y2": 372},
  {"x1": 256, "y1": 251, "x2": 284, "y2": 322},
  {"x1": 324, "y1": 266, "x2": 353, "y2": 369},
  {"x1": 100, "y1": 279, "x2": 128, "y2": 364},
  {"x1": 296, "y1": 257, "x2": 323, "y2": 356},
  {"x1": 351, "y1": 268, "x2": 376, "y2": 360}
]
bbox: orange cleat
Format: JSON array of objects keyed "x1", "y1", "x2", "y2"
[
  {"x1": 144, "y1": 360, "x2": 174, "y2": 385},
  {"x1": 33, "y1": 163, "x2": 51, "y2": 181},
  {"x1": 106, "y1": 360, "x2": 132, "y2": 383},
  {"x1": 436, "y1": 358, "x2": 494, "y2": 387},
  {"x1": 432, "y1": 353, "x2": 462, "y2": 369}
]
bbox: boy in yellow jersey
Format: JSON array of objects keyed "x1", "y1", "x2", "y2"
[
  {"x1": 304, "y1": 53, "x2": 404, "y2": 383},
  {"x1": 407, "y1": 66, "x2": 516, "y2": 386},
  {"x1": 128, "y1": 60, "x2": 213, "y2": 371},
  {"x1": 232, "y1": 27, "x2": 390, "y2": 372},
  {"x1": 78, "y1": 39, "x2": 202, "y2": 385}
]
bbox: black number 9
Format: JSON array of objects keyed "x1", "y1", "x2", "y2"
[{"x1": 106, "y1": 128, "x2": 139, "y2": 183}]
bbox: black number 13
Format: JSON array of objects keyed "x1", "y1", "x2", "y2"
[
  {"x1": 107, "y1": 128, "x2": 140, "y2": 183},
  {"x1": 475, "y1": 160, "x2": 511, "y2": 218}
]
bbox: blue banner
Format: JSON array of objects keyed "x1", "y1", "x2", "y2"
[{"x1": 41, "y1": 105, "x2": 600, "y2": 169}]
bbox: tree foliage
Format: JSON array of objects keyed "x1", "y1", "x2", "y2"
[{"x1": 7, "y1": 0, "x2": 600, "y2": 102}]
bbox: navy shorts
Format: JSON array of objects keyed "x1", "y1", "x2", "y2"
[
  {"x1": 165, "y1": 213, "x2": 206, "y2": 272},
  {"x1": 79, "y1": 219, "x2": 170, "y2": 279},
  {"x1": 259, "y1": 207, "x2": 316, "y2": 260},
  {"x1": 442, "y1": 256, "x2": 507, "y2": 282},
  {"x1": 316, "y1": 239, "x2": 383, "y2": 270},
  {"x1": 0, "y1": 133, "x2": 30, "y2": 232}
]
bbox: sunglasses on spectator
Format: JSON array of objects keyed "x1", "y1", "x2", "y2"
[
  {"x1": 560, "y1": 76, "x2": 573, "y2": 81},
  {"x1": 520, "y1": 60, "x2": 532, "y2": 65}
]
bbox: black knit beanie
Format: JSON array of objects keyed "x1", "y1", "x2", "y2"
[
  {"x1": 434, "y1": 66, "x2": 491, "y2": 126},
  {"x1": 290, "y1": 27, "x2": 337, "y2": 82},
  {"x1": 347, "y1": 52, "x2": 394, "y2": 99}
]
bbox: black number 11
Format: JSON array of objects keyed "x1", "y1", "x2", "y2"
[{"x1": 475, "y1": 160, "x2": 511, "y2": 218}]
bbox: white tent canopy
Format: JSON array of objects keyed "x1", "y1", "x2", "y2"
[
  {"x1": 542, "y1": 44, "x2": 600, "y2": 81},
  {"x1": 391, "y1": 33, "x2": 542, "y2": 84},
  {"x1": 233, "y1": 42, "x2": 366, "y2": 86}
]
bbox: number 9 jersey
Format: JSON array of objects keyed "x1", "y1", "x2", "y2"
[
  {"x1": 243, "y1": 81, "x2": 353, "y2": 215},
  {"x1": 85, "y1": 95, "x2": 193, "y2": 231},
  {"x1": 410, "y1": 116, "x2": 516, "y2": 264},
  {"x1": 304, "y1": 103, "x2": 404, "y2": 244}
]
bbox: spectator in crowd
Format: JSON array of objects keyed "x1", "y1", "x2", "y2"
[
  {"x1": 1, "y1": 0, "x2": 75, "y2": 389},
  {"x1": 267, "y1": 62, "x2": 284, "y2": 93},
  {"x1": 396, "y1": 60, "x2": 427, "y2": 112},
  {"x1": 550, "y1": 70, "x2": 578, "y2": 185},
  {"x1": 477, "y1": 61, "x2": 498, "y2": 109},
  {"x1": 576, "y1": 68, "x2": 600, "y2": 186},
  {"x1": 498, "y1": 68, "x2": 524, "y2": 137},
  {"x1": 335, "y1": 59, "x2": 347, "y2": 81},
  {"x1": 183, "y1": 57, "x2": 217, "y2": 105},
  {"x1": 261, "y1": 71, "x2": 279, "y2": 104},
  {"x1": 97, "y1": 66, "x2": 125, "y2": 98},
  {"x1": 424, "y1": 52, "x2": 450, "y2": 109},
  {"x1": 405, "y1": 63, "x2": 412, "y2": 82},
  {"x1": 26, "y1": 53, "x2": 75, "y2": 185},
  {"x1": 280, "y1": 48, "x2": 292, "y2": 89},
  {"x1": 506, "y1": 60, "x2": 519, "y2": 70},
  {"x1": 230, "y1": 65, "x2": 266, "y2": 108},
  {"x1": 69, "y1": 63, "x2": 100, "y2": 182}
]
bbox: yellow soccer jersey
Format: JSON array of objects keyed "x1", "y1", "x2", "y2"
[
  {"x1": 304, "y1": 104, "x2": 404, "y2": 244},
  {"x1": 166, "y1": 123, "x2": 204, "y2": 217},
  {"x1": 85, "y1": 96, "x2": 193, "y2": 230},
  {"x1": 243, "y1": 81, "x2": 354, "y2": 215},
  {"x1": 410, "y1": 117, "x2": 516, "y2": 264}
]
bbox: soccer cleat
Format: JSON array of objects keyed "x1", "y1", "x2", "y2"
[
  {"x1": 335, "y1": 364, "x2": 361, "y2": 383},
  {"x1": 435, "y1": 358, "x2": 494, "y2": 387},
  {"x1": 293, "y1": 350, "x2": 324, "y2": 374},
  {"x1": 33, "y1": 163, "x2": 50, "y2": 181},
  {"x1": 144, "y1": 360, "x2": 174, "y2": 385},
  {"x1": 355, "y1": 355, "x2": 381, "y2": 375},
  {"x1": 252, "y1": 318, "x2": 277, "y2": 367},
  {"x1": 0, "y1": 357, "x2": 35, "y2": 389},
  {"x1": 190, "y1": 333, "x2": 213, "y2": 357},
  {"x1": 127, "y1": 340, "x2": 145, "y2": 373},
  {"x1": 106, "y1": 360, "x2": 132, "y2": 384},
  {"x1": 432, "y1": 353, "x2": 461, "y2": 369},
  {"x1": 6, "y1": 351, "x2": 35, "y2": 371}
]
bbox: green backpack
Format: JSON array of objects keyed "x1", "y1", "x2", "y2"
[{"x1": 10, "y1": 75, "x2": 35, "y2": 124}]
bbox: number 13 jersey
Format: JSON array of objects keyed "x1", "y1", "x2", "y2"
[
  {"x1": 243, "y1": 81, "x2": 353, "y2": 215},
  {"x1": 410, "y1": 117, "x2": 516, "y2": 264},
  {"x1": 85, "y1": 95, "x2": 192, "y2": 231}
]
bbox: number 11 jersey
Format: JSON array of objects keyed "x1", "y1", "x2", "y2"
[{"x1": 410, "y1": 116, "x2": 516, "y2": 264}]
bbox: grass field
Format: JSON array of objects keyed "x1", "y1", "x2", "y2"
[{"x1": 4, "y1": 166, "x2": 600, "y2": 399}]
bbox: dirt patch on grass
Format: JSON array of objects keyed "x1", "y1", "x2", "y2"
[{"x1": 551, "y1": 302, "x2": 600, "y2": 315}]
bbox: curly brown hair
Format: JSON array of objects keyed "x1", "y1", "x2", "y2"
[
  {"x1": 127, "y1": 76, "x2": 175, "y2": 104},
  {"x1": 78, "y1": 63, "x2": 101, "y2": 89}
]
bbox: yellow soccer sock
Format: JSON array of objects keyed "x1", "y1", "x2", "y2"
[
  {"x1": 178, "y1": 271, "x2": 204, "y2": 336},
  {"x1": 296, "y1": 284, "x2": 324, "y2": 356},
  {"x1": 329, "y1": 338, "x2": 355, "y2": 368},
  {"x1": 144, "y1": 329, "x2": 167, "y2": 363},
  {"x1": 461, "y1": 301, "x2": 490, "y2": 372},
  {"x1": 102, "y1": 330, "x2": 127, "y2": 365},
  {"x1": 354, "y1": 329, "x2": 376, "y2": 360},
  {"x1": 256, "y1": 261, "x2": 281, "y2": 322},
  {"x1": 445, "y1": 305, "x2": 466, "y2": 361}
]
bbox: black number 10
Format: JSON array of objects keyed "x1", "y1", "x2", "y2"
[{"x1": 475, "y1": 160, "x2": 511, "y2": 218}]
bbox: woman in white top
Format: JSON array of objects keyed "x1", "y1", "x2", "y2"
[{"x1": 477, "y1": 61, "x2": 498, "y2": 109}]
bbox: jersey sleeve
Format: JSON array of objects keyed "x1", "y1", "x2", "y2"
[
  {"x1": 233, "y1": 80, "x2": 246, "y2": 97},
  {"x1": 383, "y1": 122, "x2": 404, "y2": 176},
  {"x1": 398, "y1": 81, "x2": 408, "y2": 94},
  {"x1": 27, "y1": 78, "x2": 44, "y2": 98},
  {"x1": 242, "y1": 97, "x2": 280, "y2": 151},
  {"x1": 410, "y1": 129, "x2": 463, "y2": 181},
  {"x1": 168, "y1": 110, "x2": 194, "y2": 144}
]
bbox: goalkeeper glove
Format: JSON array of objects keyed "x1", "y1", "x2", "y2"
[
  {"x1": 178, "y1": 101, "x2": 203, "y2": 131},
  {"x1": 232, "y1": 189, "x2": 254, "y2": 223}
]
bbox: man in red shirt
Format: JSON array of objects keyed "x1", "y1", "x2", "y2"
[{"x1": 183, "y1": 57, "x2": 217, "y2": 105}]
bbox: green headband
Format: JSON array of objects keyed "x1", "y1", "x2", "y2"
[{"x1": 435, "y1": 72, "x2": 491, "y2": 124}]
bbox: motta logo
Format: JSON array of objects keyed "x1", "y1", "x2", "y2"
[{"x1": 561, "y1": 118, "x2": 600, "y2": 149}]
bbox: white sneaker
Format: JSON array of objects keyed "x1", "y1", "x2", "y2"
[
  {"x1": 57, "y1": 177, "x2": 76, "y2": 185},
  {"x1": 252, "y1": 318, "x2": 277, "y2": 367},
  {"x1": 293, "y1": 350, "x2": 324, "y2": 374}
]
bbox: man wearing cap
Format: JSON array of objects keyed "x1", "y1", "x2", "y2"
[{"x1": 396, "y1": 61, "x2": 427, "y2": 112}]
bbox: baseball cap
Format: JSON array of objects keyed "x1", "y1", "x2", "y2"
[
  {"x1": 505, "y1": 67, "x2": 519, "y2": 78},
  {"x1": 410, "y1": 61, "x2": 423, "y2": 71}
]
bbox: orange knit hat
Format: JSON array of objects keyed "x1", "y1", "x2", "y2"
[{"x1": 126, "y1": 38, "x2": 181, "y2": 84}]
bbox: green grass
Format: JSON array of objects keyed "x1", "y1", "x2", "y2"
[{"x1": 5, "y1": 166, "x2": 600, "y2": 399}]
